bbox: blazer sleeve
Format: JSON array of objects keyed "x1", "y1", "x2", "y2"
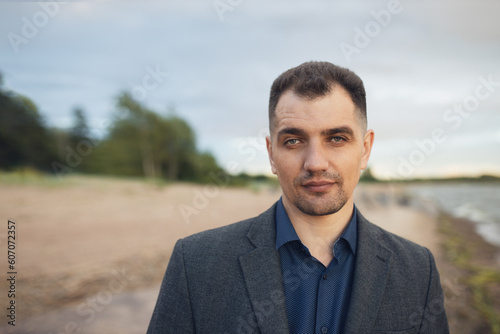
[
  {"x1": 147, "y1": 239, "x2": 196, "y2": 334},
  {"x1": 418, "y1": 248, "x2": 449, "y2": 334}
]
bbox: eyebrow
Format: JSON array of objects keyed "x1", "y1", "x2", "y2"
[
  {"x1": 277, "y1": 126, "x2": 355, "y2": 139},
  {"x1": 321, "y1": 126, "x2": 355, "y2": 138},
  {"x1": 276, "y1": 127, "x2": 306, "y2": 139}
]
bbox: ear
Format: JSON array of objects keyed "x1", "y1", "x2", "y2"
[
  {"x1": 360, "y1": 129, "x2": 374, "y2": 170},
  {"x1": 266, "y1": 136, "x2": 278, "y2": 175}
]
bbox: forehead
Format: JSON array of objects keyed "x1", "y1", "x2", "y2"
[{"x1": 274, "y1": 88, "x2": 358, "y2": 134}]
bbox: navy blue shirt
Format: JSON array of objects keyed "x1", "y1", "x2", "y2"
[{"x1": 276, "y1": 198, "x2": 357, "y2": 334}]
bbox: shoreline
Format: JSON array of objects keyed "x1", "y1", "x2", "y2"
[
  {"x1": 442, "y1": 208, "x2": 500, "y2": 250},
  {"x1": 437, "y1": 212, "x2": 500, "y2": 334},
  {"x1": 402, "y1": 181, "x2": 500, "y2": 249}
]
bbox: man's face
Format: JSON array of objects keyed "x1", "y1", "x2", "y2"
[{"x1": 266, "y1": 87, "x2": 374, "y2": 216}]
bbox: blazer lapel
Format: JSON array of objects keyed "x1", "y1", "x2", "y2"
[
  {"x1": 344, "y1": 209, "x2": 394, "y2": 334},
  {"x1": 239, "y1": 204, "x2": 290, "y2": 334}
]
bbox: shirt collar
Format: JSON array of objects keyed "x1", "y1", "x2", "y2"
[{"x1": 275, "y1": 197, "x2": 357, "y2": 255}]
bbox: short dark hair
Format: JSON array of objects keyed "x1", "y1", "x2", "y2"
[{"x1": 268, "y1": 61, "x2": 367, "y2": 133}]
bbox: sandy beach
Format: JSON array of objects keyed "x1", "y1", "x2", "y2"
[{"x1": 0, "y1": 175, "x2": 498, "y2": 333}]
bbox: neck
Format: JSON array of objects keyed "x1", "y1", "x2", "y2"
[{"x1": 282, "y1": 196, "x2": 354, "y2": 266}]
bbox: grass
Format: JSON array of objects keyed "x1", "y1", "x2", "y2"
[
  {"x1": 0, "y1": 169, "x2": 280, "y2": 194},
  {"x1": 439, "y1": 215, "x2": 500, "y2": 334},
  {"x1": 0, "y1": 169, "x2": 170, "y2": 189},
  {"x1": 0, "y1": 168, "x2": 66, "y2": 186}
]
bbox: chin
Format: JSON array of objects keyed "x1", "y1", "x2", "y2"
[{"x1": 294, "y1": 194, "x2": 348, "y2": 217}]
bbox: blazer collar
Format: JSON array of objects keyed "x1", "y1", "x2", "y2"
[
  {"x1": 239, "y1": 203, "x2": 290, "y2": 334},
  {"x1": 239, "y1": 203, "x2": 394, "y2": 334},
  {"x1": 344, "y1": 208, "x2": 394, "y2": 334},
  {"x1": 246, "y1": 202, "x2": 279, "y2": 248}
]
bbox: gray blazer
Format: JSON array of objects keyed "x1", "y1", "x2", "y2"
[{"x1": 147, "y1": 203, "x2": 449, "y2": 334}]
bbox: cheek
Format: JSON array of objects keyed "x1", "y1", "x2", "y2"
[
  {"x1": 276, "y1": 163, "x2": 293, "y2": 181},
  {"x1": 275, "y1": 151, "x2": 301, "y2": 170},
  {"x1": 335, "y1": 150, "x2": 364, "y2": 178},
  {"x1": 274, "y1": 155, "x2": 300, "y2": 184},
  {"x1": 332, "y1": 149, "x2": 356, "y2": 165}
]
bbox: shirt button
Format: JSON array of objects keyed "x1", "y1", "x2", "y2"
[
  {"x1": 321, "y1": 326, "x2": 328, "y2": 333},
  {"x1": 322, "y1": 274, "x2": 328, "y2": 280}
]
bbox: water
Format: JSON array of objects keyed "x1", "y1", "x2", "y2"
[{"x1": 406, "y1": 183, "x2": 500, "y2": 247}]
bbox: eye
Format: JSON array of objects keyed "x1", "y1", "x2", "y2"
[
  {"x1": 330, "y1": 136, "x2": 346, "y2": 143},
  {"x1": 284, "y1": 138, "x2": 301, "y2": 146}
]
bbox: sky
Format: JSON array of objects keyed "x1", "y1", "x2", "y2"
[{"x1": 1, "y1": 0, "x2": 499, "y2": 179}]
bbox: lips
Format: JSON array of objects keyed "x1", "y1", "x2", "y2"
[{"x1": 301, "y1": 180, "x2": 336, "y2": 192}]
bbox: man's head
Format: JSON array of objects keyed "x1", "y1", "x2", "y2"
[
  {"x1": 269, "y1": 61, "x2": 367, "y2": 135},
  {"x1": 266, "y1": 61, "x2": 374, "y2": 217}
]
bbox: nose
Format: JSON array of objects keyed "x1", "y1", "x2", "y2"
[{"x1": 303, "y1": 141, "x2": 329, "y2": 172}]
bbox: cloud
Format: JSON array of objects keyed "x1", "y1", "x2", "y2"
[{"x1": 0, "y1": 0, "x2": 498, "y2": 177}]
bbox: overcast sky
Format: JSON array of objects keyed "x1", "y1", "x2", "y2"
[{"x1": 1, "y1": 0, "x2": 499, "y2": 179}]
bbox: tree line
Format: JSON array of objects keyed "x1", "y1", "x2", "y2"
[{"x1": 0, "y1": 73, "x2": 224, "y2": 182}]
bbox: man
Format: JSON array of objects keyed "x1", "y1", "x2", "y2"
[{"x1": 147, "y1": 61, "x2": 449, "y2": 334}]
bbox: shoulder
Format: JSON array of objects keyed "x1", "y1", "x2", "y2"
[
  {"x1": 354, "y1": 213, "x2": 448, "y2": 331},
  {"x1": 181, "y1": 216, "x2": 255, "y2": 250},
  {"x1": 177, "y1": 202, "x2": 277, "y2": 257},
  {"x1": 356, "y1": 210, "x2": 441, "y2": 303}
]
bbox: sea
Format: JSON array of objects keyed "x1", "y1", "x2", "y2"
[{"x1": 405, "y1": 183, "x2": 500, "y2": 247}]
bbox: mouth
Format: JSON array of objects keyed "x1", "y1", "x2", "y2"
[{"x1": 301, "y1": 180, "x2": 336, "y2": 193}]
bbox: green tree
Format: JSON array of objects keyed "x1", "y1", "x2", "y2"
[
  {"x1": 360, "y1": 166, "x2": 378, "y2": 182},
  {"x1": 115, "y1": 92, "x2": 165, "y2": 178},
  {"x1": 86, "y1": 92, "x2": 221, "y2": 182},
  {"x1": 0, "y1": 74, "x2": 57, "y2": 171},
  {"x1": 69, "y1": 107, "x2": 91, "y2": 146},
  {"x1": 0, "y1": 73, "x2": 223, "y2": 182}
]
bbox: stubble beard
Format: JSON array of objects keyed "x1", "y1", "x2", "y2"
[{"x1": 292, "y1": 172, "x2": 348, "y2": 216}]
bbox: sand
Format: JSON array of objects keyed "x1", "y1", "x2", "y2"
[{"x1": 0, "y1": 175, "x2": 497, "y2": 333}]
